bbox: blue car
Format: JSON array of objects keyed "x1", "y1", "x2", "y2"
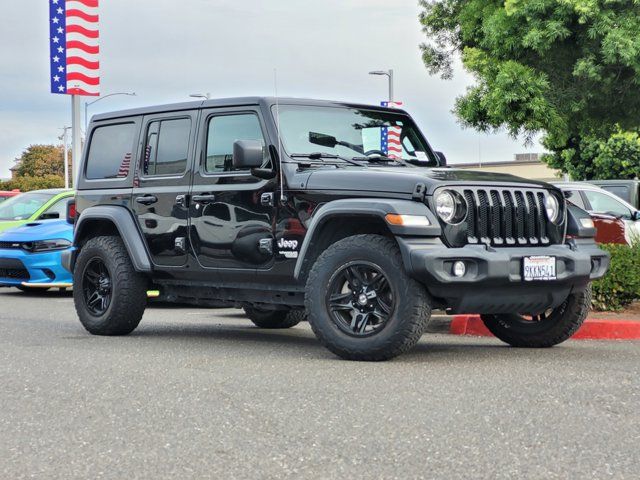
[{"x1": 0, "y1": 219, "x2": 73, "y2": 291}]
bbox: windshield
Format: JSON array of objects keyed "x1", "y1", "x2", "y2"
[
  {"x1": 273, "y1": 105, "x2": 438, "y2": 165},
  {"x1": 0, "y1": 192, "x2": 54, "y2": 221}
]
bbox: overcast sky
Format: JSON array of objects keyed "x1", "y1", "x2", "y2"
[{"x1": 0, "y1": 0, "x2": 542, "y2": 178}]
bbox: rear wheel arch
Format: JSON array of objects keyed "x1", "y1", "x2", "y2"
[{"x1": 73, "y1": 206, "x2": 152, "y2": 273}]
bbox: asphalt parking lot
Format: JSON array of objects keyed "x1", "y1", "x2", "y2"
[{"x1": 1, "y1": 289, "x2": 639, "y2": 479}]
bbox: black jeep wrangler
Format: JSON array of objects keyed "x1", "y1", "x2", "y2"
[{"x1": 64, "y1": 97, "x2": 609, "y2": 361}]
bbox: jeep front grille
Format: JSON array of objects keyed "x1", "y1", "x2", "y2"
[{"x1": 439, "y1": 187, "x2": 562, "y2": 247}]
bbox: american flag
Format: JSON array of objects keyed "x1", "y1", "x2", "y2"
[
  {"x1": 381, "y1": 126, "x2": 402, "y2": 159},
  {"x1": 49, "y1": 0, "x2": 100, "y2": 96},
  {"x1": 381, "y1": 101, "x2": 404, "y2": 109},
  {"x1": 116, "y1": 153, "x2": 132, "y2": 178}
]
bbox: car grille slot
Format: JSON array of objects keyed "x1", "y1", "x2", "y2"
[
  {"x1": 0, "y1": 268, "x2": 30, "y2": 279},
  {"x1": 0, "y1": 241, "x2": 21, "y2": 249},
  {"x1": 459, "y1": 188, "x2": 551, "y2": 247}
]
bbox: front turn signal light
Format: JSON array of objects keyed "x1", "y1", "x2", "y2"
[{"x1": 385, "y1": 214, "x2": 431, "y2": 227}]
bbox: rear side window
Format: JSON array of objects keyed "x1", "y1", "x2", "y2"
[
  {"x1": 143, "y1": 118, "x2": 191, "y2": 176},
  {"x1": 86, "y1": 123, "x2": 136, "y2": 179}
]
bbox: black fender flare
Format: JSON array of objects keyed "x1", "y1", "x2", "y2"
[
  {"x1": 71, "y1": 205, "x2": 152, "y2": 272},
  {"x1": 293, "y1": 198, "x2": 440, "y2": 280}
]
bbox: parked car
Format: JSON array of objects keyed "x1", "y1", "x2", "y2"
[
  {"x1": 63, "y1": 97, "x2": 609, "y2": 361},
  {"x1": 0, "y1": 189, "x2": 74, "y2": 233},
  {"x1": 0, "y1": 190, "x2": 21, "y2": 203},
  {"x1": 554, "y1": 182, "x2": 640, "y2": 244},
  {"x1": 590, "y1": 213, "x2": 628, "y2": 245},
  {"x1": 589, "y1": 179, "x2": 640, "y2": 210},
  {"x1": 0, "y1": 219, "x2": 73, "y2": 291}
]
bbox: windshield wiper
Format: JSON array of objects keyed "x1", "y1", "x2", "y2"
[
  {"x1": 290, "y1": 152, "x2": 363, "y2": 167},
  {"x1": 352, "y1": 154, "x2": 410, "y2": 167}
]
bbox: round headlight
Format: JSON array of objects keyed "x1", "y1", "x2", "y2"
[
  {"x1": 545, "y1": 194, "x2": 560, "y2": 223},
  {"x1": 435, "y1": 190, "x2": 466, "y2": 224}
]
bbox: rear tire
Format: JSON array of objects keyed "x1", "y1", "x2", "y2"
[
  {"x1": 481, "y1": 285, "x2": 592, "y2": 347},
  {"x1": 244, "y1": 307, "x2": 304, "y2": 329},
  {"x1": 73, "y1": 236, "x2": 148, "y2": 336},
  {"x1": 305, "y1": 234, "x2": 431, "y2": 361}
]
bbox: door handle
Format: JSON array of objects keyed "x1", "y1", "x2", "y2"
[
  {"x1": 192, "y1": 194, "x2": 216, "y2": 204},
  {"x1": 135, "y1": 195, "x2": 158, "y2": 205}
]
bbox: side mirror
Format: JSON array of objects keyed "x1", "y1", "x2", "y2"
[
  {"x1": 309, "y1": 132, "x2": 338, "y2": 148},
  {"x1": 39, "y1": 212, "x2": 60, "y2": 220},
  {"x1": 233, "y1": 140, "x2": 264, "y2": 169},
  {"x1": 633, "y1": 210, "x2": 640, "y2": 221},
  {"x1": 435, "y1": 151, "x2": 447, "y2": 167},
  {"x1": 66, "y1": 199, "x2": 76, "y2": 225}
]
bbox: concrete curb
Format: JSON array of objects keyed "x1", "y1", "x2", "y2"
[{"x1": 449, "y1": 314, "x2": 640, "y2": 340}]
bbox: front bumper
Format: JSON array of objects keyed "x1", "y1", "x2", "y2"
[
  {"x1": 0, "y1": 248, "x2": 73, "y2": 287},
  {"x1": 398, "y1": 238, "x2": 609, "y2": 314}
]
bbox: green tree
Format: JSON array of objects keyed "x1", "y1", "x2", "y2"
[
  {"x1": 419, "y1": 0, "x2": 640, "y2": 179},
  {"x1": 0, "y1": 175, "x2": 65, "y2": 192},
  {"x1": 12, "y1": 144, "x2": 68, "y2": 178}
]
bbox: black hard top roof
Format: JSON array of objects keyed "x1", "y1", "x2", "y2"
[{"x1": 91, "y1": 97, "x2": 408, "y2": 122}]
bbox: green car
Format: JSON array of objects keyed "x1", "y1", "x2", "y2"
[{"x1": 0, "y1": 189, "x2": 74, "y2": 233}]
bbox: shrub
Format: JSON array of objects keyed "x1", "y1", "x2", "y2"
[{"x1": 592, "y1": 243, "x2": 640, "y2": 311}]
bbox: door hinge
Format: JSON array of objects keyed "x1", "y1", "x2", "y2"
[
  {"x1": 175, "y1": 237, "x2": 187, "y2": 254},
  {"x1": 260, "y1": 192, "x2": 274, "y2": 207},
  {"x1": 258, "y1": 238, "x2": 273, "y2": 256}
]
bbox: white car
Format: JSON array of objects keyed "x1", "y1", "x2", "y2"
[{"x1": 554, "y1": 182, "x2": 640, "y2": 244}]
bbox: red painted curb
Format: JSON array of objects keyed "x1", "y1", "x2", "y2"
[{"x1": 450, "y1": 315, "x2": 640, "y2": 340}]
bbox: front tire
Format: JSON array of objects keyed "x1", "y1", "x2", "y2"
[
  {"x1": 73, "y1": 236, "x2": 148, "y2": 336},
  {"x1": 481, "y1": 285, "x2": 592, "y2": 347},
  {"x1": 305, "y1": 235, "x2": 431, "y2": 361},
  {"x1": 244, "y1": 307, "x2": 305, "y2": 329}
]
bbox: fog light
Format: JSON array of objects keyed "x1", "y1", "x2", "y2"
[{"x1": 453, "y1": 261, "x2": 466, "y2": 278}]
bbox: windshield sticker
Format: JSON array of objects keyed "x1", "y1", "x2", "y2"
[{"x1": 415, "y1": 151, "x2": 428, "y2": 161}]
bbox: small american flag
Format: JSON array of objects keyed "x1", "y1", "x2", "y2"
[
  {"x1": 381, "y1": 101, "x2": 404, "y2": 109},
  {"x1": 49, "y1": 0, "x2": 100, "y2": 96},
  {"x1": 116, "y1": 153, "x2": 132, "y2": 178},
  {"x1": 381, "y1": 126, "x2": 402, "y2": 159}
]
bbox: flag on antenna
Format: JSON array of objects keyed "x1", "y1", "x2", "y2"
[
  {"x1": 49, "y1": 0, "x2": 100, "y2": 96},
  {"x1": 381, "y1": 101, "x2": 404, "y2": 109}
]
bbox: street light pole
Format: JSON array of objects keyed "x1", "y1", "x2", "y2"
[
  {"x1": 368, "y1": 69, "x2": 394, "y2": 103},
  {"x1": 189, "y1": 93, "x2": 211, "y2": 100},
  {"x1": 59, "y1": 126, "x2": 72, "y2": 189},
  {"x1": 84, "y1": 92, "x2": 136, "y2": 132}
]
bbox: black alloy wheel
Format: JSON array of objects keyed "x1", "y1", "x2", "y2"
[
  {"x1": 326, "y1": 261, "x2": 394, "y2": 337},
  {"x1": 82, "y1": 257, "x2": 112, "y2": 316}
]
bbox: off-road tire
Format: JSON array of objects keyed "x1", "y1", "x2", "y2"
[
  {"x1": 481, "y1": 285, "x2": 592, "y2": 348},
  {"x1": 305, "y1": 234, "x2": 431, "y2": 361},
  {"x1": 73, "y1": 235, "x2": 147, "y2": 336},
  {"x1": 244, "y1": 307, "x2": 305, "y2": 329}
]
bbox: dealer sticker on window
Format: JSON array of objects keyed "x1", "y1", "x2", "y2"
[{"x1": 523, "y1": 256, "x2": 556, "y2": 281}]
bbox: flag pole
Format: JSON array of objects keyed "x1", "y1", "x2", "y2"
[{"x1": 71, "y1": 94, "x2": 82, "y2": 188}]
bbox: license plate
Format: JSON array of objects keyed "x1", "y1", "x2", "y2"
[{"x1": 523, "y1": 256, "x2": 556, "y2": 281}]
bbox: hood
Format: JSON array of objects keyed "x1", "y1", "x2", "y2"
[
  {"x1": 303, "y1": 166, "x2": 554, "y2": 196},
  {"x1": 0, "y1": 219, "x2": 73, "y2": 242}
]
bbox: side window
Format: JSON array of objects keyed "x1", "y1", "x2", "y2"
[
  {"x1": 86, "y1": 123, "x2": 136, "y2": 179},
  {"x1": 583, "y1": 190, "x2": 632, "y2": 217},
  {"x1": 42, "y1": 198, "x2": 69, "y2": 218},
  {"x1": 205, "y1": 114, "x2": 266, "y2": 173},
  {"x1": 566, "y1": 190, "x2": 586, "y2": 209},
  {"x1": 143, "y1": 118, "x2": 191, "y2": 176}
]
